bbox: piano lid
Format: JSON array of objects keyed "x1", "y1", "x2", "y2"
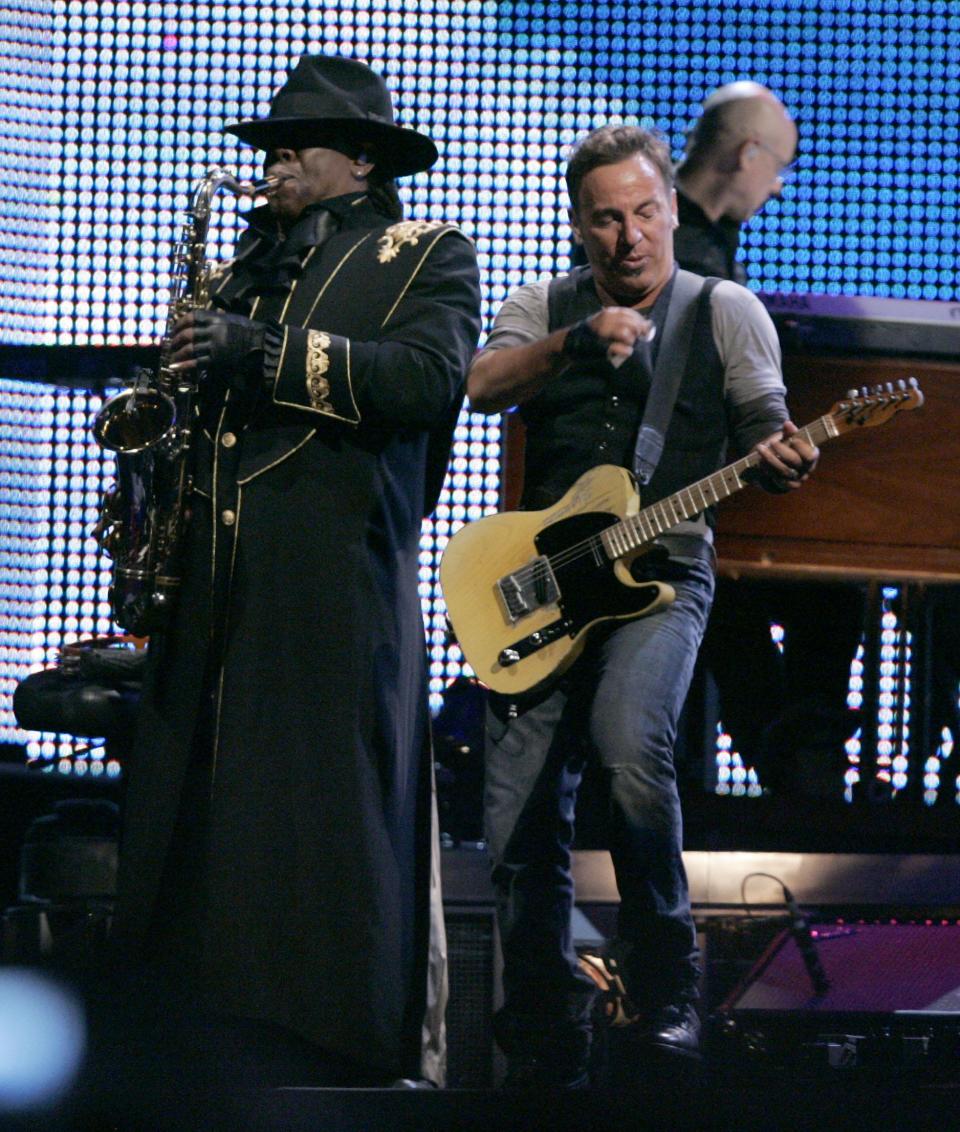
[{"x1": 758, "y1": 291, "x2": 960, "y2": 358}]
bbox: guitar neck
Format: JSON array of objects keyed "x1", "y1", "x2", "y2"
[{"x1": 603, "y1": 416, "x2": 838, "y2": 558}]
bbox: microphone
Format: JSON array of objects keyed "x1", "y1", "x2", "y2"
[{"x1": 782, "y1": 884, "x2": 830, "y2": 997}]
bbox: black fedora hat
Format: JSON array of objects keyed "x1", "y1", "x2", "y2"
[{"x1": 226, "y1": 55, "x2": 438, "y2": 178}]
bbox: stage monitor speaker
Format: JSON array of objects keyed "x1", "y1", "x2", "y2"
[{"x1": 716, "y1": 921, "x2": 960, "y2": 1078}]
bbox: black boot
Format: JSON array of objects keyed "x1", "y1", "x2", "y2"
[
  {"x1": 493, "y1": 990, "x2": 596, "y2": 1090},
  {"x1": 579, "y1": 940, "x2": 702, "y2": 1068},
  {"x1": 633, "y1": 999, "x2": 701, "y2": 1060}
]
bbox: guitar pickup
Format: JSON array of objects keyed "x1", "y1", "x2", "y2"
[{"x1": 496, "y1": 556, "x2": 560, "y2": 623}]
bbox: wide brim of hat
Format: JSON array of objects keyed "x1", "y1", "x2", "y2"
[{"x1": 225, "y1": 115, "x2": 438, "y2": 178}]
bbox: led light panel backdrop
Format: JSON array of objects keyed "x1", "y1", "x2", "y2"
[{"x1": 0, "y1": 0, "x2": 956, "y2": 800}]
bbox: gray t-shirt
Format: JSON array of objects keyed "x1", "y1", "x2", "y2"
[
  {"x1": 479, "y1": 275, "x2": 788, "y2": 547},
  {"x1": 482, "y1": 275, "x2": 785, "y2": 411}
]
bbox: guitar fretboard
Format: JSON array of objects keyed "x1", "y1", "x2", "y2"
[{"x1": 600, "y1": 416, "x2": 838, "y2": 560}]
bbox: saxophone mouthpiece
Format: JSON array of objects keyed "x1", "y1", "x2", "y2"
[{"x1": 247, "y1": 174, "x2": 287, "y2": 197}]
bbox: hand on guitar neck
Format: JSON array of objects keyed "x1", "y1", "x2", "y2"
[{"x1": 746, "y1": 419, "x2": 820, "y2": 494}]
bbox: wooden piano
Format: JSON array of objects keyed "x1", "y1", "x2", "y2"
[{"x1": 716, "y1": 292, "x2": 959, "y2": 584}]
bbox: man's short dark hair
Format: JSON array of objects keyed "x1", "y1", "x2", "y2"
[{"x1": 566, "y1": 125, "x2": 674, "y2": 211}]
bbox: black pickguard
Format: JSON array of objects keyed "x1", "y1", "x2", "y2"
[{"x1": 534, "y1": 511, "x2": 662, "y2": 637}]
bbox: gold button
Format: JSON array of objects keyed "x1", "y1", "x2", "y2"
[
  {"x1": 221, "y1": 510, "x2": 236, "y2": 526},
  {"x1": 221, "y1": 432, "x2": 237, "y2": 448}
]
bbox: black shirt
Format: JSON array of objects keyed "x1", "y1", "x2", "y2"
[{"x1": 673, "y1": 188, "x2": 747, "y2": 285}]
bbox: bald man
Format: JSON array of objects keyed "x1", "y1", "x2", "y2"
[{"x1": 674, "y1": 82, "x2": 797, "y2": 283}]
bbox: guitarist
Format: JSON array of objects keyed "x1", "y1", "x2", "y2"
[{"x1": 466, "y1": 123, "x2": 819, "y2": 1087}]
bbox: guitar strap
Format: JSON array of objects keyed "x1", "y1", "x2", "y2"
[{"x1": 632, "y1": 270, "x2": 721, "y2": 485}]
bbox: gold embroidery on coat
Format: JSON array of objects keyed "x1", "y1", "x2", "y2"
[
  {"x1": 376, "y1": 220, "x2": 446, "y2": 263},
  {"x1": 306, "y1": 330, "x2": 334, "y2": 412}
]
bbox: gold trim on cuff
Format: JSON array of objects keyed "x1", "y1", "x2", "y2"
[{"x1": 306, "y1": 329, "x2": 334, "y2": 412}]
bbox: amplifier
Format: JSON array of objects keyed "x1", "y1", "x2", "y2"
[
  {"x1": 715, "y1": 921, "x2": 960, "y2": 1078},
  {"x1": 443, "y1": 904, "x2": 503, "y2": 1089}
]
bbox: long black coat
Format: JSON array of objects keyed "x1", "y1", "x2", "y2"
[{"x1": 113, "y1": 197, "x2": 481, "y2": 1078}]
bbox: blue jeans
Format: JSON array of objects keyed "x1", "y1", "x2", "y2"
[{"x1": 484, "y1": 558, "x2": 715, "y2": 1026}]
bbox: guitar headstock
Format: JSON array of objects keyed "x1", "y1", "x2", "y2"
[{"x1": 829, "y1": 378, "x2": 924, "y2": 432}]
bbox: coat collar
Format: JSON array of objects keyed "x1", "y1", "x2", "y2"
[{"x1": 213, "y1": 194, "x2": 379, "y2": 309}]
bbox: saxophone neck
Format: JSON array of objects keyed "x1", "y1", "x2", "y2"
[
  {"x1": 181, "y1": 168, "x2": 284, "y2": 305},
  {"x1": 193, "y1": 167, "x2": 283, "y2": 213}
]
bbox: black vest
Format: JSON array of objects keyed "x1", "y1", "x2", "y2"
[{"x1": 518, "y1": 265, "x2": 727, "y2": 524}]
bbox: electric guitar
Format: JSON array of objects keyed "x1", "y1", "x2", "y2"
[{"x1": 440, "y1": 381, "x2": 924, "y2": 696}]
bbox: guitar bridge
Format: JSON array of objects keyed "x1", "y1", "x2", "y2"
[{"x1": 496, "y1": 556, "x2": 560, "y2": 623}]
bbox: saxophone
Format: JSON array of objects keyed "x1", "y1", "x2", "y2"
[{"x1": 92, "y1": 167, "x2": 281, "y2": 635}]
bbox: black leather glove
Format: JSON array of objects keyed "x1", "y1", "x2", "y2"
[
  {"x1": 170, "y1": 310, "x2": 266, "y2": 391},
  {"x1": 562, "y1": 316, "x2": 654, "y2": 372},
  {"x1": 562, "y1": 317, "x2": 608, "y2": 360}
]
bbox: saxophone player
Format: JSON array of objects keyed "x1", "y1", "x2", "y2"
[{"x1": 108, "y1": 54, "x2": 481, "y2": 1101}]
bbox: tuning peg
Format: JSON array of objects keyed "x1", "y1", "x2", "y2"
[
  {"x1": 897, "y1": 378, "x2": 906, "y2": 390},
  {"x1": 846, "y1": 389, "x2": 858, "y2": 399},
  {"x1": 860, "y1": 386, "x2": 869, "y2": 398}
]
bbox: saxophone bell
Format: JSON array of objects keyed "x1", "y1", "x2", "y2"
[{"x1": 92, "y1": 386, "x2": 176, "y2": 455}]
